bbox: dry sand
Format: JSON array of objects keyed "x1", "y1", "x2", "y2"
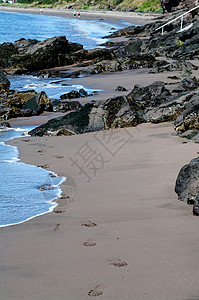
[
  {"x1": 1, "y1": 122, "x2": 199, "y2": 300},
  {"x1": 1, "y1": 7, "x2": 199, "y2": 300}
]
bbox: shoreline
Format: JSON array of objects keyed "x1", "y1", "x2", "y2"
[
  {"x1": 2, "y1": 8, "x2": 199, "y2": 300},
  {"x1": 3, "y1": 121, "x2": 199, "y2": 299},
  {"x1": 0, "y1": 5, "x2": 161, "y2": 25}
]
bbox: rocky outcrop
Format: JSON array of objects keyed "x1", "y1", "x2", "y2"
[
  {"x1": 0, "y1": 36, "x2": 116, "y2": 75},
  {"x1": 175, "y1": 156, "x2": 199, "y2": 214},
  {"x1": 0, "y1": 72, "x2": 52, "y2": 119},
  {"x1": 0, "y1": 70, "x2": 10, "y2": 92},
  {"x1": 29, "y1": 103, "x2": 94, "y2": 136},
  {"x1": 29, "y1": 80, "x2": 198, "y2": 136},
  {"x1": 0, "y1": 121, "x2": 10, "y2": 129},
  {"x1": 60, "y1": 88, "x2": 89, "y2": 100},
  {"x1": 174, "y1": 93, "x2": 199, "y2": 134},
  {"x1": 160, "y1": 0, "x2": 197, "y2": 13},
  {"x1": 52, "y1": 100, "x2": 82, "y2": 112}
]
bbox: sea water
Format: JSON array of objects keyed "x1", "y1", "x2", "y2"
[
  {"x1": 0, "y1": 126, "x2": 66, "y2": 227},
  {"x1": 1, "y1": 10, "x2": 132, "y2": 99},
  {"x1": 0, "y1": 11, "x2": 132, "y2": 226},
  {"x1": 0, "y1": 10, "x2": 131, "y2": 49},
  {"x1": 9, "y1": 75, "x2": 100, "y2": 99}
]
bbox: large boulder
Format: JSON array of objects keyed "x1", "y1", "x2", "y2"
[
  {"x1": 29, "y1": 103, "x2": 94, "y2": 136},
  {"x1": 174, "y1": 93, "x2": 199, "y2": 133},
  {"x1": 175, "y1": 156, "x2": 199, "y2": 214}
]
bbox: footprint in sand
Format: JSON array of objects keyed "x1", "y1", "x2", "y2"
[
  {"x1": 37, "y1": 149, "x2": 46, "y2": 154},
  {"x1": 53, "y1": 223, "x2": 61, "y2": 231},
  {"x1": 83, "y1": 240, "x2": 96, "y2": 247},
  {"x1": 88, "y1": 285, "x2": 103, "y2": 297},
  {"x1": 81, "y1": 221, "x2": 97, "y2": 227},
  {"x1": 53, "y1": 208, "x2": 66, "y2": 213},
  {"x1": 37, "y1": 164, "x2": 49, "y2": 169},
  {"x1": 108, "y1": 258, "x2": 127, "y2": 267},
  {"x1": 55, "y1": 155, "x2": 64, "y2": 159}
]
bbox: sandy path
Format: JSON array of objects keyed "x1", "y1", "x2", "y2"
[{"x1": 0, "y1": 122, "x2": 198, "y2": 300}]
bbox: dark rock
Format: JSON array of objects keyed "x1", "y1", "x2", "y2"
[
  {"x1": 115, "y1": 86, "x2": 127, "y2": 91},
  {"x1": 193, "y1": 194, "x2": 199, "y2": 215},
  {"x1": 79, "y1": 88, "x2": 88, "y2": 97},
  {"x1": 29, "y1": 103, "x2": 94, "y2": 136},
  {"x1": 160, "y1": 0, "x2": 181, "y2": 13},
  {"x1": 0, "y1": 42, "x2": 18, "y2": 69},
  {"x1": 29, "y1": 80, "x2": 189, "y2": 136},
  {"x1": 174, "y1": 93, "x2": 199, "y2": 133},
  {"x1": 180, "y1": 129, "x2": 199, "y2": 139},
  {"x1": 149, "y1": 61, "x2": 198, "y2": 74},
  {"x1": 60, "y1": 88, "x2": 88, "y2": 100},
  {"x1": 178, "y1": 77, "x2": 198, "y2": 91},
  {"x1": 113, "y1": 39, "x2": 144, "y2": 57},
  {"x1": 0, "y1": 121, "x2": 10, "y2": 128},
  {"x1": 14, "y1": 38, "x2": 39, "y2": 55},
  {"x1": 53, "y1": 100, "x2": 82, "y2": 112},
  {"x1": 1, "y1": 36, "x2": 86, "y2": 74},
  {"x1": 21, "y1": 109, "x2": 33, "y2": 117},
  {"x1": 175, "y1": 156, "x2": 199, "y2": 205},
  {"x1": 128, "y1": 53, "x2": 156, "y2": 70},
  {"x1": 23, "y1": 91, "x2": 51, "y2": 114},
  {"x1": 0, "y1": 70, "x2": 10, "y2": 92},
  {"x1": 127, "y1": 81, "x2": 171, "y2": 107},
  {"x1": 60, "y1": 90, "x2": 81, "y2": 100}
]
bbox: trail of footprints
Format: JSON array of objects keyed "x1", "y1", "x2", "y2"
[
  {"x1": 52, "y1": 215, "x2": 127, "y2": 297},
  {"x1": 82, "y1": 220, "x2": 128, "y2": 297}
]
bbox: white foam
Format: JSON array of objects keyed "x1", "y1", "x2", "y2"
[{"x1": 0, "y1": 126, "x2": 67, "y2": 228}]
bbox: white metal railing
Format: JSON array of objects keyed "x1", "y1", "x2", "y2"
[{"x1": 156, "y1": 4, "x2": 199, "y2": 35}]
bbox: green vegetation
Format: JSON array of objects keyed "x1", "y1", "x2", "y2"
[
  {"x1": 13, "y1": 0, "x2": 162, "y2": 12},
  {"x1": 135, "y1": 0, "x2": 162, "y2": 12}
]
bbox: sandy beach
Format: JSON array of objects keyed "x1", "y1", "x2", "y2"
[
  {"x1": 0, "y1": 5, "x2": 160, "y2": 25},
  {"x1": 1, "y1": 121, "x2": 199, "y2": 300},
  {"x1": 1, "y1": 7, "x2": 199, "y2": 300}
]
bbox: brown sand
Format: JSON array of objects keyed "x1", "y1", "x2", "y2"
[
  {"x1": 1, "y1": 122, "x2": 199, "y2": 300},
  {"x1": 1, "y1": 7, "x2": 199, "y2": 300}
]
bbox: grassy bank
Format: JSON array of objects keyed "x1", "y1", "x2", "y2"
[{"x1": 1, "y1": 0, "x2": 162, "y2": 12}]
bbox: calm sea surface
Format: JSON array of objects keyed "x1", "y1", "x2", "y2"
[{"x1": 0, "y1": 11, "x2": 132, "y2": 227}]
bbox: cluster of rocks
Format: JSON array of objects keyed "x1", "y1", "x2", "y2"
[
  {"x1": 160, "y1": 0, "x2": 198, "y2": 13},
  {"x1": 0, "y1": 36, "x2": 116, "y2": 75},
  {"x1": 1, "y1": 13, "x2": 199, "y2": 213},
  {"x1": 0, "y1": 70, "x2": 52, "y2": 119},
  {"x1": 28, "y1": 78, "x2": 199, "y2": 135}
]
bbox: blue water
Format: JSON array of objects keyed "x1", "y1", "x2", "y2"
[
  {"x1": 0, "y1": 11, "x2": 132, "y2": 227},
  {"x1": 0, "y1": 127, "x2": 66, "y2": 227},
  {"x1": 1, "y1": 10, "x2": 131, "y2": 99},
  {"x1": 0, "y1": 10, "x2": 131, "y2": 49},
  {"x1": 9, "y1": 75, "x2": 101, "y2": 99}
]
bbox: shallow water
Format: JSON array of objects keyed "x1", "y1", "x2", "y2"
[
  {"x1": 9, "y1": 75, "x2": 100, "y2": 99},
  {"x1": 0, "y1": 127, "x2": 65, "y2": 227},
  {"x1": 0, "y1": 10, "x2": 132, "y2": 49}
]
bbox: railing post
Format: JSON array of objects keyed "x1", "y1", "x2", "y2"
[
  {"x1": 162, "y1": 26, "x2": 164, "y2": 35},
  {"x1": 180, "y1": 15, "x2": 183, "y2": 31}
]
